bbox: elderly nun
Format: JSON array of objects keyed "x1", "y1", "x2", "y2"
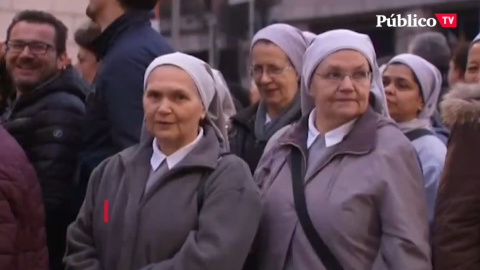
[
  {"x1": 64, "y1": 52, "x2": 261, "y2": 270},
  {"x1": 229, "y1": 23, "x2": 308, "y2": 174},
  {"x1": 382, "y1": 53, "x2": 446, "y2": 224},
  {"x1": 212, "y1": 69, "x2": 237, "y2": 122},
  {"x1": 252, "y1": 29, "x2": 431, "y2": 270},
  {"x1": 433, "y1": 33, "x2": 480, "y2": 270}
]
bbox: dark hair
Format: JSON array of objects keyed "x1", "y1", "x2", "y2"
[
  {"x1": 6, "y1": 10, "x2": 68, "y2": 54},
  {"x1": 452, "y1": 42, "x2": 470, "y2": 77},
  {"x1": 118, "y1": 0, "x2": 158, "y2": 10},
  {"x1": 74, "y1": 22, "x2": 101, "y2": 56}
]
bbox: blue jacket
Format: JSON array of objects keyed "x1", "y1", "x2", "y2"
[
  {"x1": 82, "y1": 11, "x2": 173, "y2": 159},
  {"x1": 76, "y1": 11, "x2": 173, "y2": 207}
]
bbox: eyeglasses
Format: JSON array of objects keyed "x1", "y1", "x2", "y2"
[
  {"x1": 315, "y1": 70, "x2": 371, "y2": 86},
  {"x1": 250, "y1": 64, "x2": 292, "y2": 79},
  {"x1": 6, "y1": 40, "x2": 54, "y2": 55}
]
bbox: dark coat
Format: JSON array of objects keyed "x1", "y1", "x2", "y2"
[
  {"x1": 2, "y1": 66, "x2": 86, "y2": 270},
  {"x1": 229, "y1": 103, "x2": 302, "y2": 174},
  {"x1": 433, "y1": 83, "x2": 480, "y2": 270},
  {"x1": 0, "y1": 125, "x2": 48, "y2": 270},
  {"x1": 82, "y1": 11, "x2": 174, "y2": 159}
]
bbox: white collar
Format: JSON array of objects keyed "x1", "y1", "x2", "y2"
[
  {"x1": 150, "y1": 128, "x2": 204, "y2": 171},
  {"x1": 265, "y1": 113, "x2": 272, "y2": 125},
  {"x1": 307, "y1": 109, "x2": 357, "y2": 149}
]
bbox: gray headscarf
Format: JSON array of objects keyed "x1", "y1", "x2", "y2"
[
  {"x1": 251, "y1": 23, "x2": 309, "y2": 75},
  {"x1": 303, "y1": 31, "x2": 316, "y2": 46},
  {"x1": 143, "y1": 52, "x2": 229, "y2": 149},
  {"x1": 212, "y1": 69, "x2": 236, "y2": 120},
  {"x1": 250, "y1": 23, "x2": 307, "y2": 141},
  {"x1": 301, "y1": 29, "x2": 389, "y2": 117},
  {"x1": 386, "y1": 53, "x2": 442, "y2": 132}
]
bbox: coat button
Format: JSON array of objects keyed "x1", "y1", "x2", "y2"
[{"x1": 53, "y1": 129, "x2": 64, "y2": 138}]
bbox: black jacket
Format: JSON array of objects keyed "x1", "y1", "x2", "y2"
[
  {"x1": 82, "y1": 11, "x2": 173, "y2": 162},
  {"x1": 2, "y1": 66, "x2": 86, "y2": 212},
  {"x1": 229, "y1": 103, "x2": 301, "y2": 174}
]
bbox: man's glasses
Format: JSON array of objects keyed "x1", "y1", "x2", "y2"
[{"x1": 6, "y1": 40, "x2": 54, "y2": 56}]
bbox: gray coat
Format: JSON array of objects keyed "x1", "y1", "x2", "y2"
[
  {"x1": 64, "y1": 126, "x2": 261, "y2": 270},
  {"x1": 253, "y1": 108, "x2": 432, "y2": 270}
]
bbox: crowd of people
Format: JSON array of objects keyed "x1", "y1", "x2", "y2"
[{"x1": 0, "y1": 0, "x2": 480, "y2": 269}]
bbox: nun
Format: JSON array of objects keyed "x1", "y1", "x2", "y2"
[
  {"x1": 433, "y1": 33, "x2": 480, "y2": 270},
  {"x1": 229, "y1": 23, "x2": 307, "y2": 174},
  {"x1": 382, "y1": 53, "x2": 446, "y2": 224},
  {"x1": 64, "y1": 53, "x2": 261, "y2": 270},
  {"x1": 253, "y1": 29, "x2": 431, "y2": 270}
]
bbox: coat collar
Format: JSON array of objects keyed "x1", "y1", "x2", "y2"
[
  {"x1": 119, "y1": 124, "x2": 223, "y2": 205},
  {"x1": 93, "y1": 10, "x2": 151, "y2": 59},
  {"x1": 280, "y1": 106, "x2": 379, "y2": 158},
  {"x1": 120, "y1": 124, "x2": 222, "y2": 173}
]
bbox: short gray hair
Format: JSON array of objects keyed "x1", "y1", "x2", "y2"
[{"x1": 408, "y1": 32, "x2": 451, "y2": 74}]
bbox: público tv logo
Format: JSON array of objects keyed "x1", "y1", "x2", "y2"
[{"x1": 376, "y1": 13, "x2": 457, "y2": 28}]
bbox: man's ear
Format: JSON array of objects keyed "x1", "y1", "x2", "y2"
[{"x1": 56, "y1": 52, "x2": 69, "y2": 70}]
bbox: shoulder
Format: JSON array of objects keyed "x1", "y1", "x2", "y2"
[
  {"x1": 40, "y1": 91, "x2": 85, "y2": 111},
  {"x1": 371, "y1": 121, "x2": 421, "y2": 175},
  {"x1": 441, "y1": 82, "x2": 480, "y2": 127},
  {"x1": 376, "y1": 122, "x2": 416, "y2": 155},
  {"x1": 106, "y1": 31, "x2": 173, "y2": 65},
  {"x1": 209, "y1": 153, "x2": 256, "y2": 191},
  {"x1": 413, "y1": 135, "x2": 447, "y2": 164}
]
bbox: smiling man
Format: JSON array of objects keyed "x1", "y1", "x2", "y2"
[{"x1": 2, "y1": 10, "x2": 87, "y2": 270}]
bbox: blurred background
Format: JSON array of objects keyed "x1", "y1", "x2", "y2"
[{"x1": 2, "y1": 0, "x2": 479, "y2": 89}]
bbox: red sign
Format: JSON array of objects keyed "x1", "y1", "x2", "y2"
[
  {"x1": 104, "y1": 200, "x2": 108, "y2": 222},
  {"x1": 435, "y1": 13, "x2": 457, "y2": 28}
]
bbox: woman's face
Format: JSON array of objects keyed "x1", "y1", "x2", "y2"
[
  {"x1": 309, "y1": 49, "x2": 371, "y2": 128},
  {"x1": 465, "y1": 42, "x2": 480, "y2": 83},
  {"x1": 251, "y1": 41, "x2": 299, "y2": 110},
  {"x1": 383, "y1": 64, "x2": 424, "y2": 123},
  {"x1": 143, "y1": 65, "x2": 206, "y2": 151}
]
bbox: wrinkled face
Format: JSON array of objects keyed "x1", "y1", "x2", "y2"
[
  {"x1": 6, "y1": 21, "x2": 62, "y2": 94},
  {"x1": 86, "y1": 0, "x2": 108, "y2": 21},
  {"x1": 143, "y1": 65, "x2": 206, "y2": 150},
  {"x1": 310, "y1": 50, "x2": 371, "y2": 125},
  {"x1": 251, "y1": 41, "x2": 299, "y2": 110},
  {"x1": 383, "y1": 64, "x2": 424, "y2": 123},
  {"x1": 465, "y1": 42, "x2": 480, "y2": 84},
  {"x1": 75, "y1": 47, "x2": 99, "y2": 84},
  {"x1": 448, "y1": 60, "x2": 463, "y2": 86}
]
